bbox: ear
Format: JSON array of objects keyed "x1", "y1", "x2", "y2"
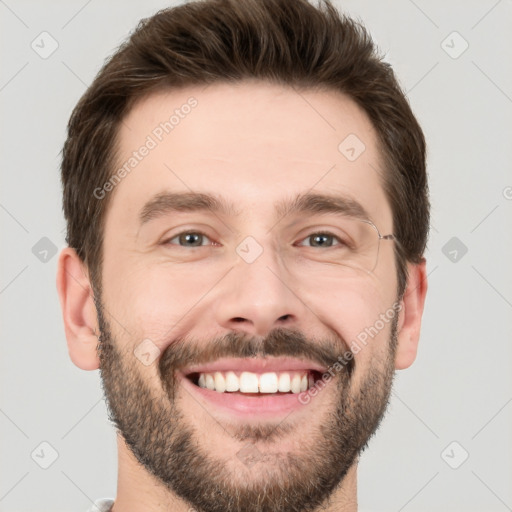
[
  {"x1": 394, "y1": 258, "x2": 428, "y2": 370},
  {"x1": 56, "y1": 247, "x2": 100, "y2": 370}
]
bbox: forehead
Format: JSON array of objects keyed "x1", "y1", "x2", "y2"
[{"x1": 107, "y1": 81, "x2": 392, "y2": 230}]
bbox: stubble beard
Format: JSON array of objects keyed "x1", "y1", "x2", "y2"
[{"x1": 96, "y1": 299, "x2": 398, "y2": 512}]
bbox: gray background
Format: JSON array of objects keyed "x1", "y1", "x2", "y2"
[{"x1": 1, "y1": 0, "x2": 511, "y2": 511}]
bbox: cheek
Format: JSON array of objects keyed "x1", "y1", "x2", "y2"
[
  {"x1": 348, "y1": 301, "x2": 398, "y2": 390},
  {"x1": 104, "y1": 258, "x2": 226, "y2": 345},
  {"x1": 302, "y1": 268, "x2": 394, "y2": 327},
  {"x1": 309, "y1": 276, "x2": 397, "y2": 366}
]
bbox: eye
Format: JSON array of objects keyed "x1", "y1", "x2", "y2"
[
  {"x1": 164, "y1": 231, "x2": 214, "y2": 247},
  {"x1": 163, "y1": 230, "x2": 348, "y2": 249},
  {"x1": 296, "y1": 232, "x2": 345, "y2": 248}
]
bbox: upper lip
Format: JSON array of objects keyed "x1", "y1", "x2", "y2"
[{"x1": 181, "y1": 357, "x2": 326, "y2": 375}]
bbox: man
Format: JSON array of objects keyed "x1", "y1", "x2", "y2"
[{"x1": 56, "y1": 0, "x2": 429, "y2": 510}]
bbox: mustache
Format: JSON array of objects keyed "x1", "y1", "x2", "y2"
[{"x1": 158, "y1": 327, "x2": 354, "y2": 383}]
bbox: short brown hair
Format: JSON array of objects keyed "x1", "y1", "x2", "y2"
[{"x1": 61, "y1": 0, "x2": 429, "y2": 298}]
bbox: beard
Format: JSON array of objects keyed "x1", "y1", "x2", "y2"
[{"x1": 96, "y1": 296, "x2": 398, "y2": 512}]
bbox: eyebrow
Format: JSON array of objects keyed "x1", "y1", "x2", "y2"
[{"x1": 138, "y1": 191, "x2": 370, "y2": 226}]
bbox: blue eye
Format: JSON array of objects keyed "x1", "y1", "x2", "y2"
[
  {"x1": 297, "y1": 232, "x2": 343, "y2": 248},
  {"x1": 165, "y1": 231, "x2": 212, "y2": 247},
  {"x1": 163, "y1": 231, "x2": 345, "y2": 249}
]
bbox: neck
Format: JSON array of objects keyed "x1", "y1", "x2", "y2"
[{"x1": 111, "y1": 435, "x2": 359, "y2": 512}]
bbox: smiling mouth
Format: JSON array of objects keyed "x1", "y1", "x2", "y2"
[{"x1": 186, "y1": 369, "x2": 323, "y2": 395}]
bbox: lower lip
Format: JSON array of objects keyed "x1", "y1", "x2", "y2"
[{"x1": 178, "y1": 373, "x2": 317, "y2": 418}]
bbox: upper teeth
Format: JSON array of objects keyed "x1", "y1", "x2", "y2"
[{"x1": 197, "y1": 371, "x2": 311, "y2": 394}]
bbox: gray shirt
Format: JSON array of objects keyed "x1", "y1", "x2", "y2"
[{"x1": 85, "y1": 498, "x2": 114, "y2": 512}]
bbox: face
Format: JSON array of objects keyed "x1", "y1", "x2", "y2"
[{"x1": 96, "y1": 81, "x2": 401, "y2": 512}]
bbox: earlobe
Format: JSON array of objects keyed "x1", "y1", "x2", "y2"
[
  {"x1": 394, "y1": 259, "x2": 428, "y2": 370},
  {"x1": 56, "y1": 247, "x2": 100, "y2": 371}
]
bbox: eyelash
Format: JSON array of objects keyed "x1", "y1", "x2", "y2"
[{"x1": 163, "y1": 230, "x2": 345, "y2": 248}]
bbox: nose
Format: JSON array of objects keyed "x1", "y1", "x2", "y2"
[{"x1": 213, "y1": 240, "x2": 310, "y2": 338}]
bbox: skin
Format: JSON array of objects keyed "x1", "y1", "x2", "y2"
[{"x1": 56, "y1": 81, "x2": 427, "y2": 512}]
